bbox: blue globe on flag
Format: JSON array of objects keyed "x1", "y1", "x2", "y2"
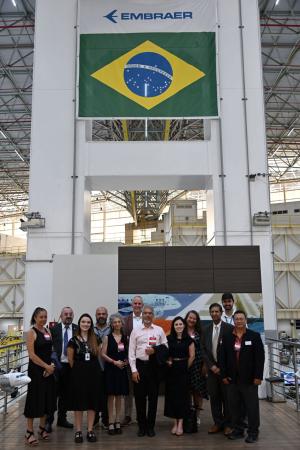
[{"x1": 124, "y1": 52, "x2": 173, "y2": 98}]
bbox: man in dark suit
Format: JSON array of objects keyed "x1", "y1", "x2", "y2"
[
  {"x1": 46, "y1": 306, "x2": 78, "y2": 431},
  {"x1": 220, "y1": 310, "x2": 265, "y2": 443},
  {"x1": 122, "y1": 295, "x2": 144, "y2": 426},
  {"x1": 203, "y1": 303, "x2": 233, "y2": 436}
]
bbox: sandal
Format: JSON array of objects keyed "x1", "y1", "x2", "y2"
[
  {"x1": 115, "y1": 422, "x2": 122, "y2": 435},
  {"x1": 74, "y1": 431, "x2": 83, "y2": 443},
  {"x1": 86, "y1": 431, "x2": 97, "y2": 442},
  {"x1": 108, "y1": 423, "x2": 115, "y2": 435},
  {"x1": 25, "y1": 430, "x2": 38, "y2": 446},
  {"x1": 38, "y1": 426, "x2": 49, "y2": 440}
]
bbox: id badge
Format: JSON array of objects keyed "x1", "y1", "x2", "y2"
[
  {"x1": 85, "y1": 352, "x2": 90, "y2": 361},
  {"x1": 118, "y1": 343, "x2": 125, "y2": 352}
]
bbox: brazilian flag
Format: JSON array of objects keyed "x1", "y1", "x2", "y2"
[{"x1": 79, "y1": 32, "x2": 217, "y2": 118}]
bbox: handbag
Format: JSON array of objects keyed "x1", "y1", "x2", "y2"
[{"x1": 183, "y1": 407, "x2": 198, "y2": 433}]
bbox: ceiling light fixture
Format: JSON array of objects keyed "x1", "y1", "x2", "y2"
[
  {"x1": 11, "y1": 0, "x2": 17, "y2": 7},
  {"x1": 275, "y1": 0, "x2": 280, "y2": 6},
  {"x1": 287, "y1": 128, "x2": 294, "y2": 136},
  {"x1": 0, "y1": 130, "x2": 7, "y2": 139}
]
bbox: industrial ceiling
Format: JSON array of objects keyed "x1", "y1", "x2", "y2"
[{"x1": 0, "y1": 0, "x2": 299, "y2": 222}]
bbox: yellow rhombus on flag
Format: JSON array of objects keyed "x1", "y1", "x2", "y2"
[{"x1": 91, "y1": 40, "x2": 205, "y2": 110}]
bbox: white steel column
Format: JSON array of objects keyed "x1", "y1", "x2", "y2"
[{"x1": 208, "y1": 0, "x2": 277, "y2": 334}]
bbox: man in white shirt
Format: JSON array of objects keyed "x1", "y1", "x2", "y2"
[
  {"x1": 122, "y1": 295, "x2": 144, "y2": 425},
  {"x1": 129, "y1": 305, "x2": 167, "y2": 437},
  {"x1": 221, "y1": 293, "x2": 236, "y2": 325}
]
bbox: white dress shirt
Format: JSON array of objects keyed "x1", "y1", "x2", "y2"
[
  {"x1": 129, "y1": 323, "x2": 168, "y2": 373},
  {"x1": 60, "y1": 324, "x2": 73, "y2": 363},
  {"x1": 132, "y1": 313, "x2": 143, "y2": 330},
  {"x1": 221, "y1": 308, "x2": 236, "y2": 325}
]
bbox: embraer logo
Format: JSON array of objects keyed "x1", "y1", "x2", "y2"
[{"x1": 103, "y1": 10, "x2": 193, "y2": 24}]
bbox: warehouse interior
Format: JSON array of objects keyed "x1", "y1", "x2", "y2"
[{"x1": 0, "y1": 0, "x2": 299, "y2": 340}]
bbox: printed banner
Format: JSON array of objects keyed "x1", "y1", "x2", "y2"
[
  {"x1": 78, "y1": 0, "x2": 218, "y2": 118},
  {"x1": 118, "y1": 293, "x2": 264, "y2": 335},
  {"x1": 79, "y1": 0, "x2": 217, "y2": 34}
]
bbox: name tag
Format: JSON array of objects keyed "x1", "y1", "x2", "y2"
[
  {"x1": 148, "y1": 336, "x2": 157, "y2": 346},
  {"x1": 118, "y1": 343, "x2": 125, "y2": 352},
  {"x1": 44, "y1": 334, "x2": 51, "y2": 340},
  {"x1": 245, "y1": 341, "x2": 252, "y2": 346},
  {"x1": 85, "y1": 353, "x2": 90, "y2": 361}
]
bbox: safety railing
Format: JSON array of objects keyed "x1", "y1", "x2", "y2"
[
  {"x1": 266, "y1": 338, "x2": 300, "y2": 411},
  {"x1": 0, "y1": 341, "x2": 28, "y2": 414}
]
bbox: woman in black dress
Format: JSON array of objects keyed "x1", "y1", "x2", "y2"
[
  {"x1": 67, "y1": 313, "x2": 104, "y2": 443},
  {"x1": 185, "y1": 310, "x2": 208, "y2": 425},
  {"x1": 24, "y1": 307, "x2": 56, "y2": 445},
  {"x1": 102, "y1": 313, "x2": 129, "y2": 435},
  {"x1": 164, "y1": 316, "x2": 195, "y2": 436}
]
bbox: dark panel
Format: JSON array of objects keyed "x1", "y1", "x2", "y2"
[
  {"x1": 119, "y1": 269, "x2": 165, "y2": 293},
  {"x1": 214, "y1": 269, "x2": 262, "y2": 293},
  {"x1": 166, "y1": 247, "x2": 213, "y2": 269},
  {"x1": 213, "y1": 246, "x2": 261, "y2": 269},
  {"x1": 166, "y1": 269, "x2": 214, "y2": 293},
  {"x1": 119, "y1": 247, "x2": 165, "y2": 270}
]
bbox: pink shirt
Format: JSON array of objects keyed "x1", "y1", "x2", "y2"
[{"x1": 129, "y1": 323, "x2": 168, "y2": 372}]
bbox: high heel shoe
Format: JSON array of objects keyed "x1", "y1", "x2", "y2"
[
  {"x1": 74, "y1": 431, "x2": 83, "y2": 443},
  {"x1": 108, "y1": 423, "x2": 115, "y2": 435},
  {"x1": 25, "y1": 430, "x2": 38, "y2": 446},
  {"x1": 171, "y1": 425, "x2": 177, "y2": 435},
  {"x1": 115, "y1": 422, "x2": 122, "y2": 435}
]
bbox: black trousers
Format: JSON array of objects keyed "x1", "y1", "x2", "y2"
[
  {"x1": 207, "y1": 372, "x2": 231, "y2": 428},
  {"x1": 134, "y1": 360, "x2": 159, "y2": 430},
  {"x1": 47, "y1": 362, "x2": 71, "y2": 424},
  {"x1": 226, "y1": 384, "x2": 260, "y2": 436}
]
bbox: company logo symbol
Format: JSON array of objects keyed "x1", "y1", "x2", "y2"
[
  {"x1": 90, "y1": 41, "x2": 205, "y2": 110},
  {"x1": 104, "y1": 9, "x2": 118, "y2": 24},
  {"x1": 103, "y1": 10, "x2": 193, "y2": 24}
]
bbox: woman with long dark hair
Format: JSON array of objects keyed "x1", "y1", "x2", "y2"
[
  {"x1": 67, "y1": 313, "x2": 104, "y2": 443},
  {"x1": 101, "y1": 313, "x2": 129, "y2": 435},
  {"x1": 185, "y1": 310, "x2": 208, "y2": 425},
  {"x1": 24, "y1": 307, "x2": 56, "y2": 445},
  {"x1": 164, "y1": 316, "x2": 195, "y2": 436}
]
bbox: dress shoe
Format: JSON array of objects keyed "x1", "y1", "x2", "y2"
[
  {"x1": 147, "y1": 428, "x2": 156, "y2": 437},
  {"x1": 121, "y1": 416, "x2": 132, "y2": 426},
  {"x1": 57, "y1": 419, "x2": 73, "y2": 428},
  {"x1": 245, "y1": 434, "x2": 258, "y2": 443},
  {"x1": 137, "y1": 428, "x2": 146, "y2": 437},
  {"x1": 227, "y1": 431, "x2": 244, "y2": 440},
  {"x1": 224, "y1": 427, "x2": 233, "y2": 436},
  {"x1": 74, "y1": 431, "x2": 83, "y2": 443},
  {"x1": 86, "y1": 431, "x2": 97, "y2": 442},
  {"x1": 44, "y1": 422, "x2": 52, "y2": 433},
  {"x1": 208, "y1": 425, "x2": 221, "y2": 434}
]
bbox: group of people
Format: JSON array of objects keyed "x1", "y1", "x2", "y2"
[{"x1": 23, "y1": 293, "x2": 264, "y2": 445}]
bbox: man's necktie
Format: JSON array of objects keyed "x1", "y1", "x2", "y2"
[
  {"x1": 63, "y1": 325, "x2": 69, "y2": 356},
  {"x1": 212, "y1": 326, "x2": 219, "y2": 361}
]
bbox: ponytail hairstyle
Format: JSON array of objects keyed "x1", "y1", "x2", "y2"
[{"x1": 30, "y1": 307, "x2": 47, "y2": 326}]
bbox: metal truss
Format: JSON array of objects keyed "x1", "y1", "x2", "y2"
[
  {"x1": 0, "y1": 0, "x2": 34, "y2": 217},
  {"x1": 0, "y1": 0, "x2": 300, "y2": 222},
  {"x1": 260, "y1": 0, "x2": 300, "y2": 183}
]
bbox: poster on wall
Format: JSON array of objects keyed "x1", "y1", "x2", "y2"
[
  {"x1": 78, "y1": 0, "x2": 218, "y2": 118},
  {"x1": 118, "y1": 293, "x2": 264, "y2": 334}
]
